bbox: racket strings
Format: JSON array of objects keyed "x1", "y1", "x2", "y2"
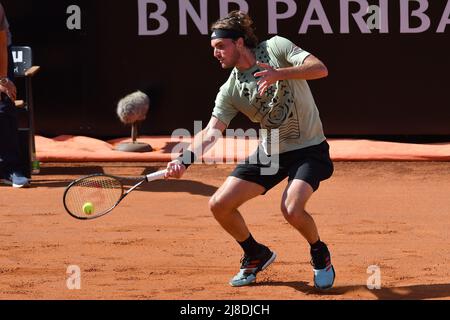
[{"x1": 64, "y1": 176, "x2": 123, "y2": 218}]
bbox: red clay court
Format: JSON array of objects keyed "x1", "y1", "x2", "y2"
[{"x1": 0, "y1": 136, "x2": 449, "y2": 299}]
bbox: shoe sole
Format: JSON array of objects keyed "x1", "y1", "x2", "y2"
[
  {"x1": 1, "y1": 179, "x2": 30, "y2": 188},
  {"x1": 13, "y1": 184, "x2": 30, "y2": 188}
]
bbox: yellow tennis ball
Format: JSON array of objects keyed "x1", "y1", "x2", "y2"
[{"x1": 82, "y1": 202, "x2": 94, "y2": 215}]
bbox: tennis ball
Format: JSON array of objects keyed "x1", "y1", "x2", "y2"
[{"x1": 82, "y1": 202, "x2": 94, "y2": 215}]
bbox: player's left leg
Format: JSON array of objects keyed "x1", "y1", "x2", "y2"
[
  {"x1": 280, "y1": 140, "x2": 335, "y2": 290},
  {"x1": 281, "y1": 179, "x2": 335, "y2": 290},
  {"x1": 281, "y1": 180, "x2": 318, "y2": 243}
]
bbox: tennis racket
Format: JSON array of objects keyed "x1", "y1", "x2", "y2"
[{"x1": 63, "y1": 169, "x2": 167, "y2": 220}]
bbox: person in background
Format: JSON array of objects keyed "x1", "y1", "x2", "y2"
[{"x1": 0, "y1": 2, "x2": 29, "y2": 188}]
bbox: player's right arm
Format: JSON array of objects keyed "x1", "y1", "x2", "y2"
[{"x1": 165, "y1": 116, "x2": 227, "y2": 179}]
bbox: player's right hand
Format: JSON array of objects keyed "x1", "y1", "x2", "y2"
[{"x1": 165, "y1": 160, "x2": 186, "y2": 179}]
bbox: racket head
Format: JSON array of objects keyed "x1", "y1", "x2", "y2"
[{"x1": 63, "y1": 174, "x2": 124, "y2": 220}]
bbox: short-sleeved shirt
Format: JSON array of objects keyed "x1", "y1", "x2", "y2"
[
  {"x1": 212, "y1": 36, "x2": 326, "y2": 155},
  {"x1": 0, "y1": 3, "x2": 11, "y2": 46}
]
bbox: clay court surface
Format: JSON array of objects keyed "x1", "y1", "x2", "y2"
[{"x1": 0, "y1": 161, "x2": 449, "y2": 300}]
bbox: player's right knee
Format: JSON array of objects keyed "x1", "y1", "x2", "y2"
[
  {"x1": 209, "y1": 196, "x2": 221, "y2": 213},
  {"x1": 209, "y1": 196, "x2": 230, "y2": 216}
]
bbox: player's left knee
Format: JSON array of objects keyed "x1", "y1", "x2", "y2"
[{"x1": 281, "y1": 204, "x2": 307, "y2": 224}]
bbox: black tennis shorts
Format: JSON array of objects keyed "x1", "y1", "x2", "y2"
[{"x1": 230, "y1": 140, "x2": 334, "y2": 193}]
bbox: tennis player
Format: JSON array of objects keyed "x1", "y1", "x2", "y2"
[{"x1": 166, "y1": 11, "x2": 335, "y2": 290}]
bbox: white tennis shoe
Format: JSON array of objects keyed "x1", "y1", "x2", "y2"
[
  {"x1": 1, "y1": 172, "x2": 30, "y2": 188},
  {"x1": 311, "y1": 242, "x2": 335, "y2": 290},
  {"x1": 230, "y1": 247, "x2": 276, "y2": 287}
]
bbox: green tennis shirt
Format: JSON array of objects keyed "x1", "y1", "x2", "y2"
[{"x1": 212, "y1": 36, "x2": 326, "y2": 155}]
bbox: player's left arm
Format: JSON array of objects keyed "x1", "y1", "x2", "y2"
[
  {"x1": 254, "y1": 56, "x2": 328, "y2": 96},
  {"x1": 254, "y1": 36, "x2": 328, "y2": 96}
]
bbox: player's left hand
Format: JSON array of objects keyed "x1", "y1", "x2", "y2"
[{"x1": 254, "y1": 61, "x2": 280, "y2": 96}]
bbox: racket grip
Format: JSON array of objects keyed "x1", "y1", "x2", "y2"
[{"x1": 145, "y1": 169, "x2": 167, "y2": 182}]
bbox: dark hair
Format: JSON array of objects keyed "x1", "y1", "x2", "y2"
[{"x1": 211, "y1": 10, "x2": 258, "y2": 48}]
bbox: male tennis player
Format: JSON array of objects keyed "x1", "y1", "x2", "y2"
[{"x1": 166, "y1": 11, "x2": 335, "y2": 290}]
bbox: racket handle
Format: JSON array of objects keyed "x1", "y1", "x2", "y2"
[{"x1": 145, "y1": 169, "x2": 167, "y2": 182}]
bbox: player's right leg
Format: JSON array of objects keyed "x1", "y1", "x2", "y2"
[
  {"x1": 209, "y1": 176, "x2": 264, "y2": 240},
  {"x1": 209, "y1": 177, "x2": 276, "y2": 286}
]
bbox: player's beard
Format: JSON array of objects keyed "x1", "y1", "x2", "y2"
[{"x1": 221, "y1": 49, "x2": 240, "y2": 69}]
